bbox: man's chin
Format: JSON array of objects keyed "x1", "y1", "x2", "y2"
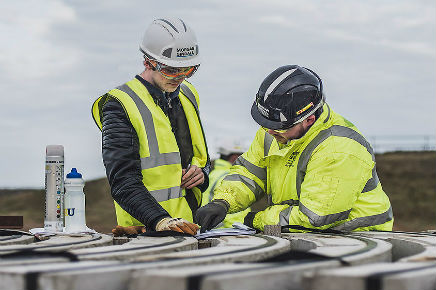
[
  {"x1": 273, "y1": 135, "x2": 287, "y2": 144},
  {"x1": 166, "y1": 83, "x2": 181, "y2": 92}
]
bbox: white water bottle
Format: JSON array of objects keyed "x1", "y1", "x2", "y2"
[{"x1": 64, "y1": 168, "x2": 87, "y2": 233}]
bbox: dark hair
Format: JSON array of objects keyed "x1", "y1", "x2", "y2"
[{"x1": 220, "y1": 154, "x2": 232, "y2": 161}]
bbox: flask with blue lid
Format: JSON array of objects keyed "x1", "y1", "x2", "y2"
[{"x1": 64, "y1": 168, "x2": 87, "y2": 232}]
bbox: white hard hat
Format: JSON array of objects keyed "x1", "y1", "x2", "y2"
[
  {"x1": 217, "y1": 138, "x2": 249, "y2": 156},
  {"x1": 140, "y1": 18, "x2": 201, "y2": 67}
]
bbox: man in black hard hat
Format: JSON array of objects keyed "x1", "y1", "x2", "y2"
[{"x1": 196, "y1": 65, "x2": 393, "y2": 233}]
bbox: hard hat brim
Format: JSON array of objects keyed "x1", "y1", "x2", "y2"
[
  {"x1": 251, "y1": 102, "x2": 288, "y2": 130},
  {"x1": 159, "y1": 55, "x2": 201, "y2": 68},
  {"x1": 140, "y1": 47, "x2": 201, "y2": 68}
]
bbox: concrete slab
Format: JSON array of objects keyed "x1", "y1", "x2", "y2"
[
  {"x1": 0, "y1": 235, "x2": 290, "y2": 290},
  {"x1": 304, "y1": 261, "x2": 436, "y2": 290},
  {"x1": 71, "y1": 236, "x2": 198, "y2": 261},
  {"x1": 131, "y1": 235, "x2": 290, "y2": 264},
  {"x1": 0, "y1": 234, "x2": 34, "y2": 246},
  {"x1": 3, "y1": 231, "x2": 434, "y2": 290},
  {"x1": 0, "y1": 260, "x2": 121, "y2": 290},
  {"x1": 355, "y1": 231, "x2": 436, "y2": 262},
  {"x1": 129, "y1": 260, "x2": 341, "y2": 290},
  {"x1": 0, "y1": 234, "x2": 113, "y2": 254},
  {"x1": 0, "y1": 236, "x2": 197, "y2": 267},
  {"x1": 282, "y1": 233, "x2": 392, "y2": 265},
  {"x1": 128, "y1": 234, "x2": 393, "y2": 290}
]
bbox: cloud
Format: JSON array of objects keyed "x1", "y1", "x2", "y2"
[
  {"x1": 0, "y1": 0, "x2": 434, "y2": 187},
  {"x1": 0, "y1": 0, "x2": 78, "y2": 81},
  {"x1": 258, "y1": 1, "x2": 435, "y2": 57}
]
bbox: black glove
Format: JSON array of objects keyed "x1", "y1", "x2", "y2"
[{"x1": 195, "y1": 200, "x2": 229, "y2": 233}]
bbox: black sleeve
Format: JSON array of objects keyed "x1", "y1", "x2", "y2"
[
  {"x1": 101, "y1": 97, "x2": 170, "y2": 230},
  {"x1": 197, "y1": 156, "x2": 211, "y2": 192}
]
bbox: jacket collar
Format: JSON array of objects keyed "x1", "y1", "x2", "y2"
[
  {"x1": 296, "y1": 103, "x2": 331, "y2": 144},
  {"x1": 214, "y1": 159, "x2": 232, "y2": 169},
  {"x1": 268, "y1": 103, "x2": 331, "y2": 156},
  {"x1": 135, "y1": 75, "x2": 180, "y2": 104}
]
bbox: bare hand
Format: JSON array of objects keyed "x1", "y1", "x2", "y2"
[{"x1": 181, "y1": 165, "x2": 204, "y2": 189}]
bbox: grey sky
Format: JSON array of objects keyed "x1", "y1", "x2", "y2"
[{"x1": 0, "y1": 0, "x2": 434, "y2": 188}]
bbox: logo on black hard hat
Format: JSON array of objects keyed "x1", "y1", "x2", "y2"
[
  {"x1": 257, "y1": 103, "x2": 269, "y2": 118},
  {"x1": 296, "y1": 102, "x2": 314, "y2": 115}
]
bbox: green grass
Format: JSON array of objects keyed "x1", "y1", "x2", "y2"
[{"x1": 1, "y1": 151, "x2": 435, "y2": 233}]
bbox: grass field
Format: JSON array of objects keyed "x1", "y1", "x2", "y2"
[{"x1": 1, "y1": 151, "x2": 435, "y2": 233}]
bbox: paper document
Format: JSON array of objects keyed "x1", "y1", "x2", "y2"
[
  {"x1": 195, "y1": 223, "x2": 256, "y2": 239},
  {"x1": 29, "y1": 227, "x2": 97, "y2": 237}
]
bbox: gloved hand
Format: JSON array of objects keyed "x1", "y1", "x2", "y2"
[
  {"x1": 112, "y1": 225, "x2": 146, "y2": 237},
  {"x1": 195, "y1": 200, "x2": 229, "y2": 233},
  {"x1": 155, "y1": 217, "x2": 199, "y2": 235}
]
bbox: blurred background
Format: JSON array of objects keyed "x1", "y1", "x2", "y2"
[{"x1": 0, "y1": 0, "x2": 434, "y2": 232}]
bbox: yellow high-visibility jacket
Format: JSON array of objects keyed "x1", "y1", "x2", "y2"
[
  {"x1": 202, "y1": 159, "x2": 250, "y2": 228},
  {"x1": 214, "y1": 104, "x2": 393, "y2": 232},
  {"x1": 92, "y1": 78, "x2": 208, "y2": 226}
]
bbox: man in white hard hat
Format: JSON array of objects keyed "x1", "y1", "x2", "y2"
[
  {"x1": 92, "y1": 18, "x2": 210, "y2": 236},
  {"x1": 201, "y1": 139, "x2": 251, "y2": 228}
]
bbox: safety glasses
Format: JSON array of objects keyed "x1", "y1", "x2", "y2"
[
  {"x1": 261, "y1": 127, "x2": 290, "y2": 134},
  {"x1": 148, "y1": 58, "x2": 198, "y2": 80}
]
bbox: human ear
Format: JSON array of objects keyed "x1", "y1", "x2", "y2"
[{"x1": 305, "y1": 115, "x2": 316, "y2": 126}]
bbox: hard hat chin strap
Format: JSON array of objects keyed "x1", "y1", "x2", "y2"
[{"x1": 289, "y1": 96, "x2": 325, "y2": 127}]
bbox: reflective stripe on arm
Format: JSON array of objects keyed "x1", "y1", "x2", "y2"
[
  {"x1": 223, "y1": 174, "x2": 264, "y2": 201},
  {"x1": 332, "y1": 206, "x2": 393, "y2": 231},
  {"x1": 299, "y1": 202, "x2": 351, "y2": 227},
  {"x1": 234, "y1": 156, "x2": 266, "y2": 181}
]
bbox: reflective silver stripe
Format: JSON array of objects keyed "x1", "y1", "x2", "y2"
[
  {"x1": 234, "y1": 156, "x2": 267, "y2": 181},
  {"x1": 267, "y1": 194, "x2": 273, "y2": 206},
  {"x1": 223, "y1": 174, "x2": 264, "y2": 200},
  {"x1": 299, "y1": 202, "x2": 351, "y2": 227},
  {"x1": 149, "y1": 186, "x2": 183, "y2": 202},
  {"x1": 270, "y1": 198, "x2": 299, "y2": 206},
  {"x1": 264, "y1": 68, "x2": 297, "y2": 102},
  {"x1": 264, "y1": 133, "x2": 274, "y2": 156},
  {"x1": 278, "y1": 206, "x2": 292, "y2": 226},
  {"x1": 117, "y1": 84, "x2": 159, "y2": 156},
  {"x1": 362, "y1": 167, "x2": 379, "y2": 193},
  {"x1": 116, "y1": 84, "x2": 181, "y2": 169},
  {"x1": 141, "y1": 152, "x2": 181, "y2": 169},
  {"x1": 332, "y1": 206, "x2": 393, "y2": 231},
  {"x1": 116, "y1": 84, "x2": 182, "y2": 202},
  {"x1": 323, "y1": 104, "x2": 331, "y2": 123},
  {"x1": 280, "y1": 199, "x2": 299, "y2": 206},
  {"x1": 296, "y1": 125, "x2": 379, "y2": 199},
  {"x1": 263, "y1": 133, "x2": 273, "y2": 203},
  {"x1": 180, "y1": 83, "x2": 199, "y2": 112}
]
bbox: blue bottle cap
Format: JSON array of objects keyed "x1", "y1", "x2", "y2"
[{"x1": 66, "y1": 168, "x2": 82, "y2": 178}]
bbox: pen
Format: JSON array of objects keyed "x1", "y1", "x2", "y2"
[{"x1": 181, "y1": 164, "x2": 191, "y2": 186}]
